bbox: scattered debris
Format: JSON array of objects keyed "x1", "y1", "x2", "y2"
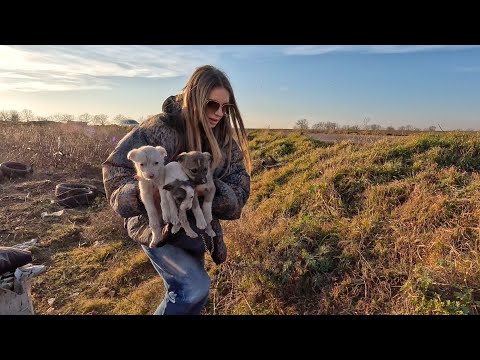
[
  {"x1": 98, "y1": 287, "x2": 109, "y2": 295},
  {"x1": 0, "y1": 263, "x2": 47, "y2": 315},
  {"x1": 41, "y1": 209, "x2": 65, "y2": 218},
  {"x1": 12, "y1": 238, "x2": 39, "y2": 251},
  {"x1": 261, "y1": 155, "x2": 284, "y2": 169}
]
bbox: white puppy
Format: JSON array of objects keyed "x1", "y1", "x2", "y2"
[{"x1": 127, "y1": 145, "x2": 167, "y2": 248}]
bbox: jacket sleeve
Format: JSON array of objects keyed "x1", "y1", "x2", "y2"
[
  {"x1": 212, "y1": 140, "x2": 251, "y2": 220},
  {"x1": 102, "y1": 127, "x2": 147, "y2": 218}
]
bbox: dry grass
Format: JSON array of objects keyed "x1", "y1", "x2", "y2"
[{"x1": 2, "y1": 122, "x2": 480, "y2": 314}]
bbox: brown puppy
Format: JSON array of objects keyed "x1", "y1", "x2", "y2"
[
  {"x1": 162, "y1": 179, "x2": 196, "y2": 240},
  {"x1": 176, "y1": 151, "x2": 216, "y2": 237}
]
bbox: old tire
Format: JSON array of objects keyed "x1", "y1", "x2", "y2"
[
  {"x1": 0, "y1": 162, "x2": 33, "y2": 178},
  {"x1": 55, "y1": 183, "x2": 99, "y2": 208}
]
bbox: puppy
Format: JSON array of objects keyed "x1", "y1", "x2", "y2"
[
  {"x1": 161, "y1": 161, "x2": 199, "y2": 238},
  {"x1": 177, "y1": 151, "x2": 216, "y2": 237},
  {"x1": 162, "y1": 179, "x2": 196, "y2": 238},
  {"x1": 127, "y1": 145, "x2": 167, "y2": 248}
]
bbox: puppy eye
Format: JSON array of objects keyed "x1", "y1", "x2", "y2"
[
  {"x1": 140, "y1": 163, "x2": 144, "y2": 166},
  {"x1": 155, "y1": 162, "x2": 159, "y2": 165},
  {"x1": 191, "y1": 169, "x2": 197, "y2": 173}
]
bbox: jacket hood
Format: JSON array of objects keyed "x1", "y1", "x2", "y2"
[{"x1": 162, "y1": 95, "x2": 182, "y2": 114}]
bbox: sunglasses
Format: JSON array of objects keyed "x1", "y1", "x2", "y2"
[{"x1": 205, "y1": 99, "x2": 234, "y2": 116}]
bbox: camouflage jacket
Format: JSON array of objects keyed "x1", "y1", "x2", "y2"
[{"x1": 102, "y1": 96, "x2": 251, "y2": 247}]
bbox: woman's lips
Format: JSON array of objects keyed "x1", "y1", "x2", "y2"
[{"x1": 208, "y1": 117, "x2": 220, "y2": 126}]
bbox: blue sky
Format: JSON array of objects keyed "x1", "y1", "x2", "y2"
[{"x1": 1, "y1": 45, "x2": 480, "y2": 130}]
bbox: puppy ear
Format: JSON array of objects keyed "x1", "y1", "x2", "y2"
[
  {"x1": 163, "y1": 183, "x2": 173, "y2": 191},
  {"x1": 176, "y1": 152, "x2": 187, "y2": 163},
  {"x1": 127, "y1": 149, "x2": 138, "y2": 161},
  {"x1": 156, "y1": 146, "x2": 167, "y2": 158},
  {"x1": 202, "y1": 152, "x2": 212, "y2": 163}
]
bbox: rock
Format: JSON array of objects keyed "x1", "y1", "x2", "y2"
[
  {"x1": 47, "y1": 298, "x2": 56, "y2": 306},
  {"x1": 98, "y1": 287, "x2": 109, "y2": 294}
]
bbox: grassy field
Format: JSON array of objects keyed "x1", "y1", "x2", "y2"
[{"x1": 1, "y1": 122, "x2": 480, "y2": 314}]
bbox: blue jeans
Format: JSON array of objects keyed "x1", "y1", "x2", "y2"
[{"x1": 141, "y1": 244, "x2": 211, "y2": 315}]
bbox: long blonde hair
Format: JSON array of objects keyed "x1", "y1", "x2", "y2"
[{"x1": 177, "y1": 65, "x2": 251, "y2": 176}]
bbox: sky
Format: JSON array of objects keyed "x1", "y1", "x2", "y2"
[{"x1": 1, "y1": 45, "x2": 480, "y2": 130}]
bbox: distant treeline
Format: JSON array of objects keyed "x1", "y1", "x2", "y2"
[
  {"x1": 292, "y1": 118, "x2": 477, "y2": 133},
  {"x1": 0, "y1": 109, "x2": 152, "y2": 125}
]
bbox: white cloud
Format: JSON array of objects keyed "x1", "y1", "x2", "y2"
[
  {"x1": 0, "y1": 45, "x2": 223, "y2": 92},
  {"x1": 283, "y1": 45, "x2": 480, "y2": 55},
  {"x1": 4, "y1": 45, "x2": 476, "y2": 93}
]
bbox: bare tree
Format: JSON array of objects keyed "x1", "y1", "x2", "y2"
[
  {"x1": 21, "y1": 109, "x2": 35, "y2": 122},
  {"x1": 363, "y1": 117, "x2": 371, "y2": 130},
  {"x1": 368, "y1": 124, "x2": 382, "y2": 131},
  {"x1": 293, "y1": 118, "x2": 309, "y2": 130},
  {"x1": 426, "y1": 126, "x2": 436, "y2": 132},
  {"x1": 9, "y1": 110, "x2": 20, "y2": 122},
  {"x1": 52, "y1": 113, "x2": 74, "y2": 122},
  {"x1": 312, "y1": 122, "x2": 326, "y2": 131},
  {"x1": 79, "y1": 113, "x2": 93, "y2": 123},
  {"x1": 93, "y1": 114, "x2": 109, "y2": 125},
  {"x1": 52, "y1": 113, "x2": 64, "y2": 122},
  {"x1": 325, "y1": 121, "x2": 338, "y2": 131},
  {"x1": 113, "y1": 114, "x2": 128, "y2": 123},
  {"x1": 343, "y1": 124, "x2": 360, "y2": 131},
  {"x1": 0, "y1": 110, "x2": 9, "y2": 122},
  {"x1": 62, "y1": 114, "x2": 75, "y2": 122}
]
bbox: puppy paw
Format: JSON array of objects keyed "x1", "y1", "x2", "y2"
[
  {"x1": 206, "y1": 227, "x2": 216, "y2": 238},
  {"x1": 170, "y1": 214, "x2": 179, "y2": 226},
  {"x1": 186, "y1": 229, "x2": 198, "y2": 238},
  {"x1": 171, "y1": 224, "x2": 181, "y2": 234},
  {"x1": 196, "y1": 218, "x2": 207, "y2": 230},
  {"x1": 149, "y1": 232, "x2": 160, "y2": 248}
]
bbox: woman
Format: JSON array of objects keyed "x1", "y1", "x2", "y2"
[{"x1": 102, "y1": 65, "x2": 251, "y2": 315}]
